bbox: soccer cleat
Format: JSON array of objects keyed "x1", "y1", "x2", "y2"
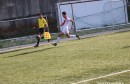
[
  {"x1": 76, "y1": 35, "x2": 80, "y2": 40},
  {"x1": 52, "y1": 43, "x2": 57, "y2": 46},
  {"x1": 34, "y1": 45, "x2": 39, "y2": 47}
]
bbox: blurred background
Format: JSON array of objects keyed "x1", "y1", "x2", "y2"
[
  {"x1": 0, "y1": 0, "x2": 76, "y2": 39},
  {"x1": 0, "y1": 0, "x2": 129, "y2": 39}
]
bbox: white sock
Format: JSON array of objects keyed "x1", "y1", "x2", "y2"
[
  {"x1": 56, "y1": 37, "x2": 61, "y2": 43},
  {"x1": 70, "y1": 35, "x2": 76, "y2": 38}
]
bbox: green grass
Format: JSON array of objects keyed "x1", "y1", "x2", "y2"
[
  {"x1": 0, "y1": 34, "x2": 58, "y2": 48},
  {"x1": 86, "y1": 72, "x2": 130, "y2": 84},
  {"x1": 0, "y1": 30, "x2": 130, "y2": 84}
]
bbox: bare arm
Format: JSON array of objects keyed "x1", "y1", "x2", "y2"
[
  {"x1": 70, "y1": 19, "x2": 74, "y2": 29},
  {"x1": 44, "y1": 23, "x2": 48, "y2": 28},
  {"x1": 43, "y1": 18, "x2": 48, "y2": 27},
  {"x1": 57, "y1": 19, "x2": 66, "y2": 28}
]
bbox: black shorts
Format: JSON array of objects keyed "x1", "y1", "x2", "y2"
[{"x1": 39, "y1": 28, "x2": 44, "y2": 34}]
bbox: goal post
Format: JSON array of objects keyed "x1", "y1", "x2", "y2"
[{"x1": 56, "y1": 0, "x2": 128, "y2": 31}]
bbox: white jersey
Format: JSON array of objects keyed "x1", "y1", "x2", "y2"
[
  {"x1": 63, "y1": 17, "x2": 71, "y2": 28},
  {"x1": 61, "y1": 17, "x2": 71, "y2": 34}
]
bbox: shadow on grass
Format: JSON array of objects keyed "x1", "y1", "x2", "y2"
[
  {"x1": 122, "y1": 45, "x2": 130, "y2": 49},
  {"x1": 4, "y1": 46, "x2": 61, "y2": 58},
  {"x1": 0, "y1": 47, "x2": 33, "y2": 55}
]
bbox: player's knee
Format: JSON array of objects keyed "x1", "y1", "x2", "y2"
[
  {"x1": 58, "y1": 34, "x2": 63, "y2": 37},
  {"x1": 67, "y1": 35, "x2": 70, "y2": 38},
  {"x1": 36, "y1": 35, "x2": 40, "y2": 40}
]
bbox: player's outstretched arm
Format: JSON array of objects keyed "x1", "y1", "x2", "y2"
[
  {"x1": 57, "y1": 19, "x2": 66, "y2": 28},
  {"x1": 70, "y1": 20, "x2": 74, "y2": 29},
  {"x1": 43, "y1": 18, "x2": 48, "y2": 28}
]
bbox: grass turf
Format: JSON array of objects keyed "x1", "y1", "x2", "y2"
[
  {"x1": 86, "y1": 71, "x2": 130, "y2": 84},
  {"x1": 0, "y1": 31, "x2": 130, "y2": 84}
]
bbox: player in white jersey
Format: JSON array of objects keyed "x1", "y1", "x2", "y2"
[{"x1": 52, "y1": 11, "x2": 80, "y2": 46}]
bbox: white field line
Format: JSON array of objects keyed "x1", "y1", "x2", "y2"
[{"x1": 71, "y1": 70, "x2": 130, "y2": 84}]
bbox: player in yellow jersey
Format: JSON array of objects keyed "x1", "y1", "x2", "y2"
[{"x1": 34, "y1": 14, "x2": 49, "y2": 47}]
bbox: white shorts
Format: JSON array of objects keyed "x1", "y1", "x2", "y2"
[{"x1": 61, "y1": 27, "x2": 69, "y2": 34}]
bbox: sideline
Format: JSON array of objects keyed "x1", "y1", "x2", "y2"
[
  {"x1": 1, "y1": 28, "x2": 130, "y2": 53},
  {"x1": 71, "y1": 70, "x2": 130, "y2": 84}
]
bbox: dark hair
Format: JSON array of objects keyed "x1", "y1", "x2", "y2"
[{"x1": 62, "y1": 11, "x2": 66, "y2": 15}]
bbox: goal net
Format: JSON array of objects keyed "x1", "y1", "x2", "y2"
[{"x1": 74, "y1": 0, "x2": 128, "y2": 30}]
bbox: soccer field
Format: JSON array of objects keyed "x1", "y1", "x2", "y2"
[{"x1": 0, "y1": 31, "x2": 130, "y2": 84}]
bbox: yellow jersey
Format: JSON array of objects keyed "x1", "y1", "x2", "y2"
[{"x1": 38, "y1": 18, "x2": 47, "y2": 28}]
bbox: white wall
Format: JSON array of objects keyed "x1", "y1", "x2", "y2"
[{"x1": 57, "y1": 0, "x2": 128, "y2": 30}]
